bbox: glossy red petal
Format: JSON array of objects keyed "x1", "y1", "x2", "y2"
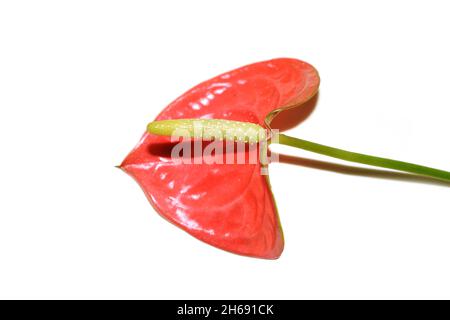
[{"x1": 121, "y1": 58, "x2": 319, "y2": 259}]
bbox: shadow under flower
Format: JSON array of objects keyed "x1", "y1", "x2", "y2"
[{"x1": 275, "y1": 153, "x2": 450, "y2": 188}]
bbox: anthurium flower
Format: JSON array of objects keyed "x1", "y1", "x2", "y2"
[
  {"x1": 120, "y1": 58, "x2": 320, "y2": 259},
  {"x1": 120, "y1": 58, "x2": 450, "y2": 259}
]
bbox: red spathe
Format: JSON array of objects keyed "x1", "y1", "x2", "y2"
[{"x1": 121, "y1": 58, "x2": 320, "y2": 259}]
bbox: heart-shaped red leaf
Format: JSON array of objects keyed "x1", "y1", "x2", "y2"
[{"x1": 121, "y1": 58, "x2": 319, "y2": 258}]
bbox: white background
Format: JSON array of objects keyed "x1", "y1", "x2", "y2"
[{"x1": 1, "y1": 1, "x2": 449, "y2": 299}]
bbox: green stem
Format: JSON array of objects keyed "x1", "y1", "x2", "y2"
[{"x1": 277, "y1": 134, "x2": 450, "y2": 182}]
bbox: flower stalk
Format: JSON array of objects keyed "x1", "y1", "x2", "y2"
[{"x1": 147, "y1": 119, "x2": 450, "y2": 182}]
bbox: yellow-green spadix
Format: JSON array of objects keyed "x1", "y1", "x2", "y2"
[{"x1": 147, "y1": 119, "x2": 267, "y2": 143}]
